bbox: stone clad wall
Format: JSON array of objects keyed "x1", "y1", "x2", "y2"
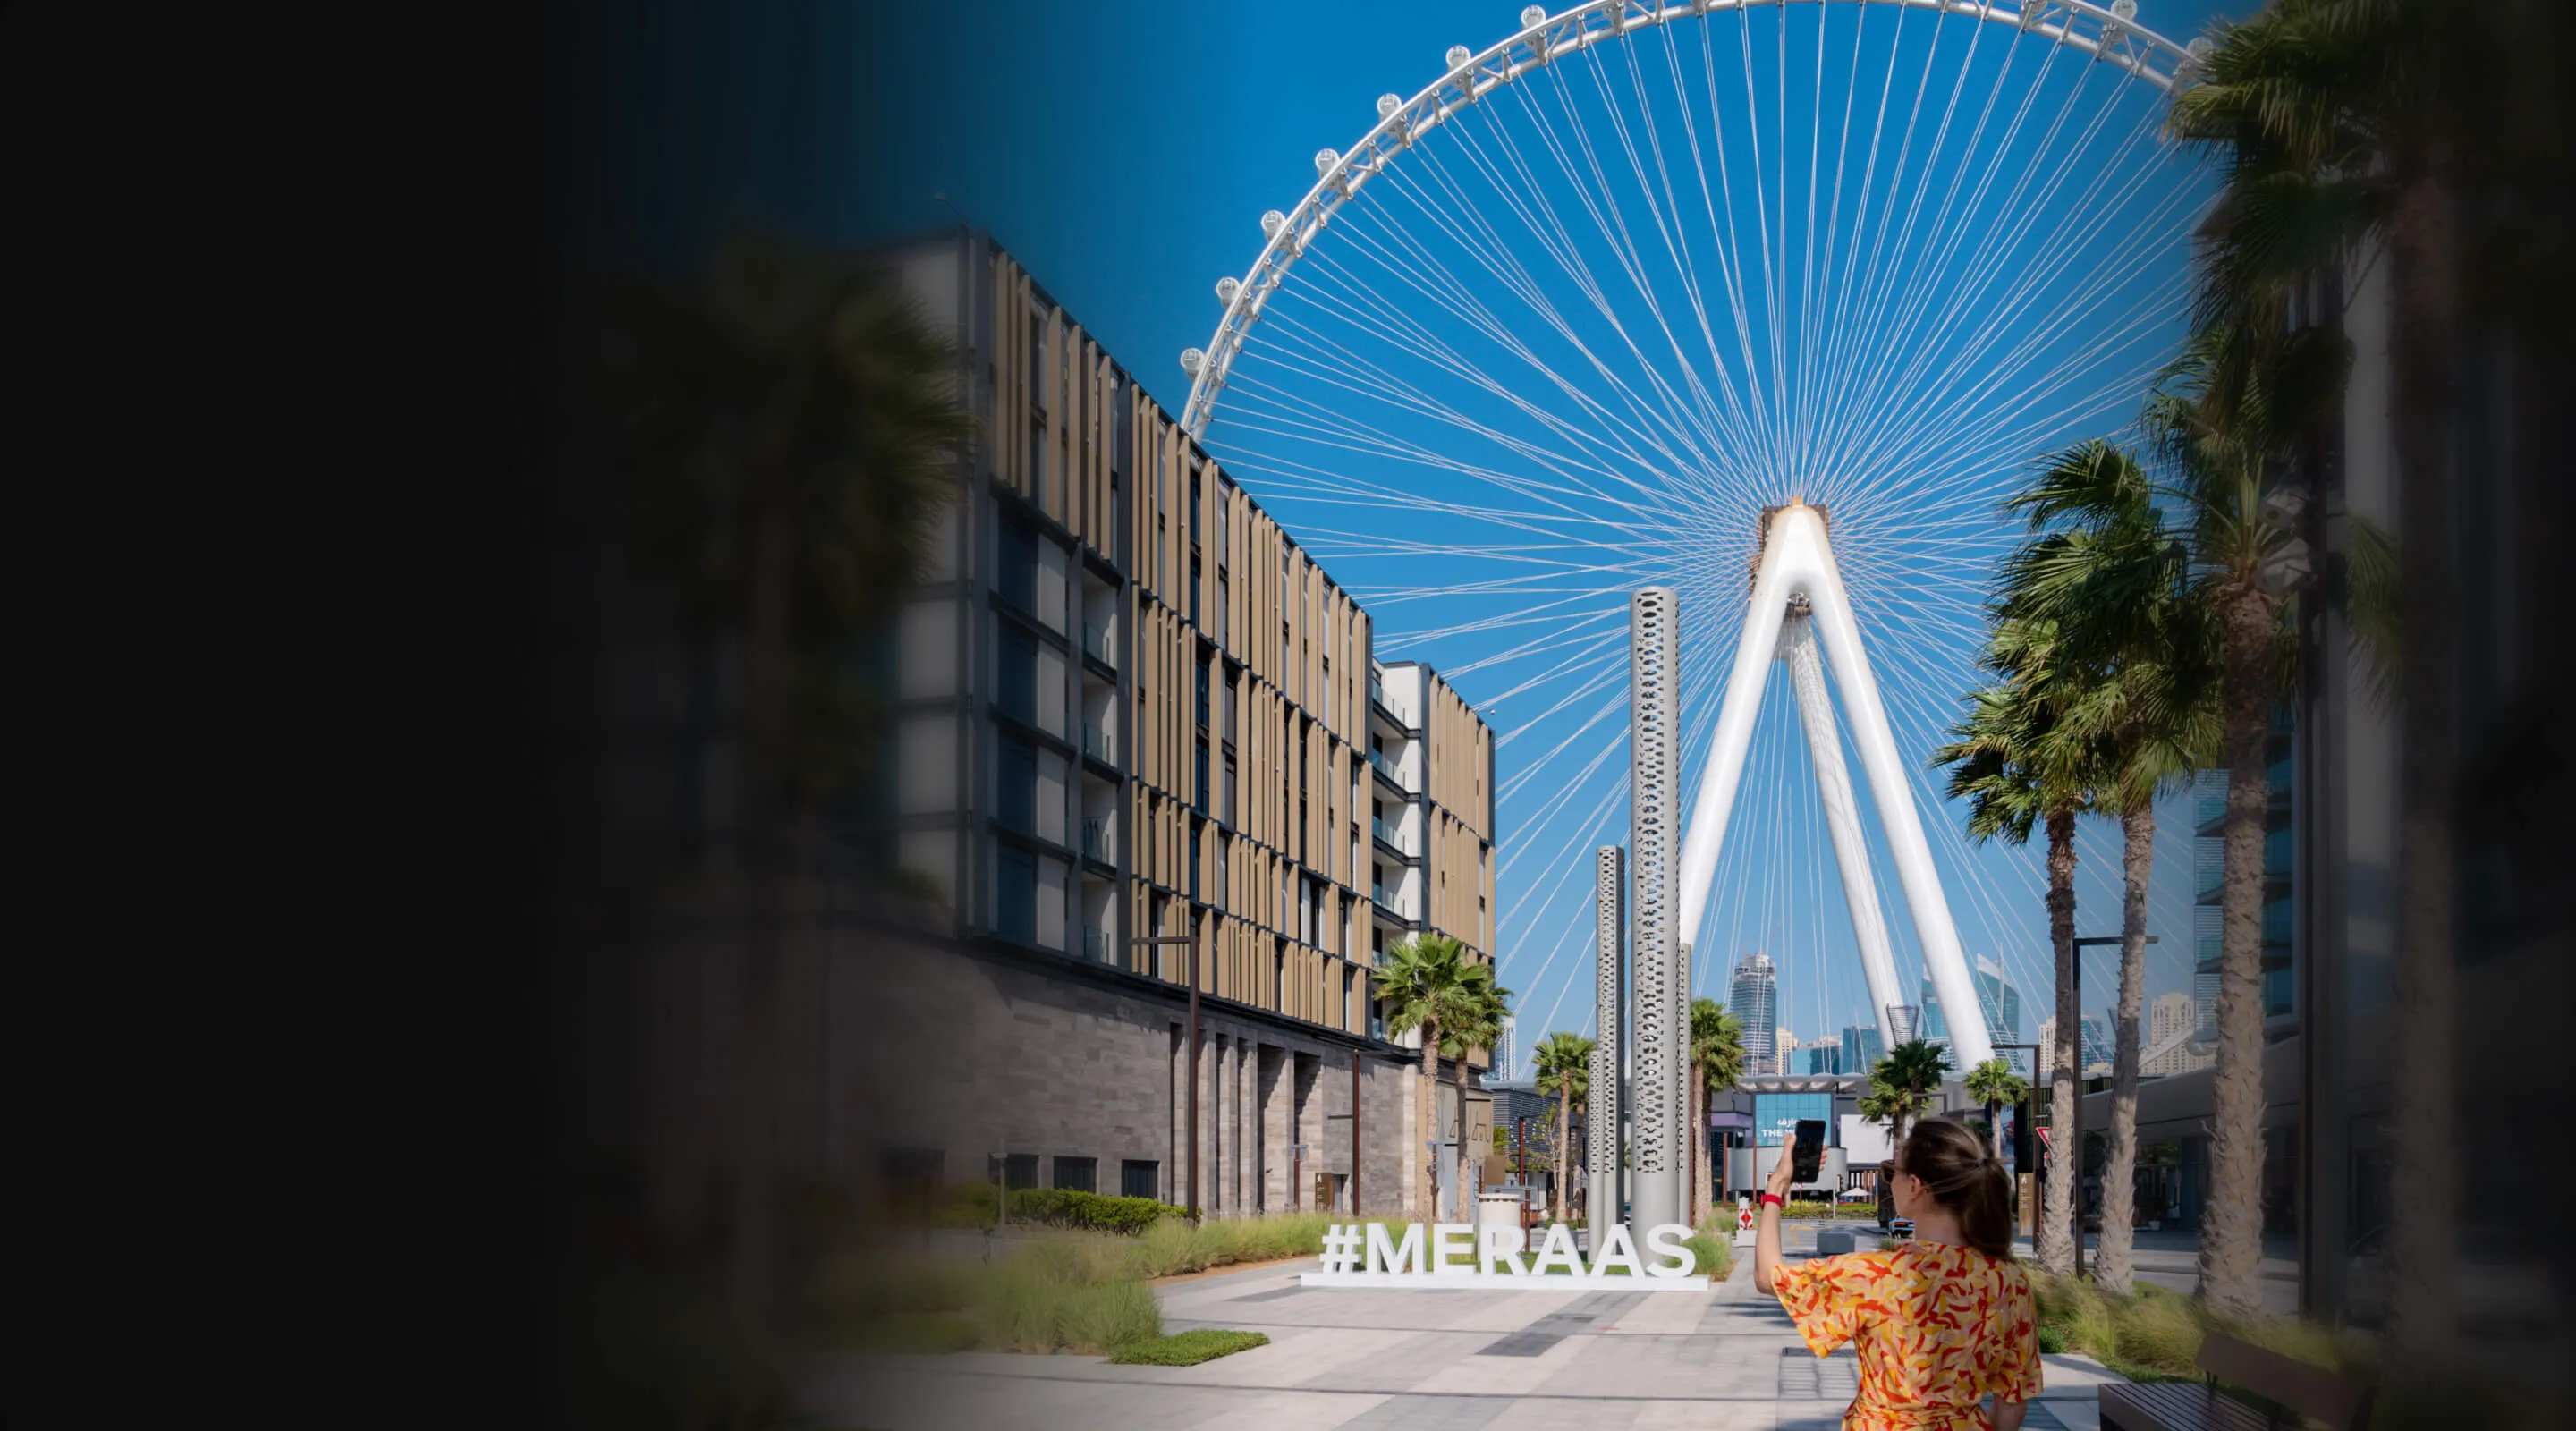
[{"x1": 843, "y1": 921, "x2": 1413, "y2": 1215}]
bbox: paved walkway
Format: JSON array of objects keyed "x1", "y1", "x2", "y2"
[{"x1": 798, "y1": 1225, "x2": 2131, "y2": 1430}]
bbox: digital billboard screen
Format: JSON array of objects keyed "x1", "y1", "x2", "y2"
[{"x1": 1752, "y1": 1092, "x2": 1835, "y2": 1147}]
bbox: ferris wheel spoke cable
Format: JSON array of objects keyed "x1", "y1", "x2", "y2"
[
  {"x1": 1315, "y1": 191, "x2": 1720, "y2": 491},
  {"x1": 1829, "y1": 111, "x2": 2185, "y2": 478},
  {"x1": 1582, "y1": 30, "x2": 1746, "y2": 461},
  {"x1": 1174, "y1": 4, "x2": 2209, "y2": 1045},
  {"x1": 1510, "y1": 61, "x2": 1740, "y2": 470},
  {"x1": 1222, "y1": 337, "x2": 1667, "y2": 523},
  {"x1": 1245, "y1": 286, "x2": 1699, "y2": 520}
]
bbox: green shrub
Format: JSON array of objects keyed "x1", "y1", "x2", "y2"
[
  {"x1": 806, "y1": 1253, "x2": 976, "y2": 1319},
  {"x1": 1005, "y1": 1188, "x2": 1183, "y2": 1235},
  {"x1": 1106, "y1": 1329, "x2": 1271, "y2": 1366},
  {"x1": 930, "y1": 1180, "x2": 1008, "y2": 1229},
  {"x1": 1126, "y1": 1212, "x2": 1334, "y2": 1278},
  {"x1": 1058, "y1": 1277, "x2": 1164, "y2": 1353},
  {"x1": 2037, "y1": 1325, "x2": 2066, "y2": 1354},
  {"x1": 840, "y1": 1313, "x2": 979, "y2": 1355},
  {"x1": 2114, "y1": 1288, "x2": 2205, "y2": 1374},
  {"x1": 1682, "y1": 1231, "x2": 1733, "y2": 1278}
]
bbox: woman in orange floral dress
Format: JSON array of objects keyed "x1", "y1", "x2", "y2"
[{"x1": 1755, "y1": 1115, "x2": 2043, "y2": 1430}]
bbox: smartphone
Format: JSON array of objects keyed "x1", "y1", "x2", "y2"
[{"x1": 1792, "y1": 1119, "x2": 1826, "y2": 1184}]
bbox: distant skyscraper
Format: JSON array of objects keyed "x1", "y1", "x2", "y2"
[
  {"x1": 1921, "y1": 956, "x2": 2024, "y2": 1063},
  {"x1": 1804, "y1": 1043, "x2": 1842, "y2": 1075},
  {"x1": 2080, "y1": 1015, "x2": 2113, "y2": 1077},
  {"x1": 2144, "y1": 992, "x2": 2213, "y2": 1076},
  {"x1": 2037, "y1": 1015, "x2": 2057, "y2": 1081},
  {"x1": 1775, "y1": 1026, "x2": 1795, "y2": 1075},
  {"x1": 1730, "y1": 952, "x2": 1778, "y2": 1073},
  {"x1": 1842, "y1": 1024, "x2": 1885, "y2": 1077},
  {"x1": 1494, "y1": 1014, "x2": 1518, "y2": 1081}
]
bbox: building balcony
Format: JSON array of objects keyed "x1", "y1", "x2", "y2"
[
  {"x1": 1081, "y1": 816, "x2": 1110, "y2": 864},
  {"x1": 1083, "y1": 927, "x2": 1109, "y2": 963},
  {"x1": 1082, "y1": 724, "x2": 1112, "y2": 766},
  {"x1": 1081, "y1": 623, "x2": 1114, "y2": 670}
]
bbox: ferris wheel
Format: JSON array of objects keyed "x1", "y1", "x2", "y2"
[{"x1": 1180, "y1": 1, "x2": 2217, "y2": 1068}]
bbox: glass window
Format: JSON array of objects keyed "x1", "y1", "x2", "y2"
[
  {"x1": 997, "y1": 624, "x2": 1036, "y2": 725},
  {"x1": 1121, "y1": 1160, "x2": 1160, "y2": 1199},
  {"x1": 997, "y1": 521, "x2": 1037, "y2": 612},
  {"x1": 997, "y1": 734, "x2": 1036, "y2": 834},
  {"x1": 1052, "y1": 1156, "x2": 1098, "y2": 1193},
  {"x1": 993, "y1": 1152, "x2": 1040, "y2": 1192},
  {"x1": 997, "y1": 842, "x2": 1036, "y2": 943}
]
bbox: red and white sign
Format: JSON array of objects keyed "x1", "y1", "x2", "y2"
[{"x1": 1737, "y1": 1197, "x2": 1755, "y2": 1232}]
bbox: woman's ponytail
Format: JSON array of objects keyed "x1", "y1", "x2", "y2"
[{"x1": 1896, "y1": 1115, "x2": 2019, "y2": 1262}]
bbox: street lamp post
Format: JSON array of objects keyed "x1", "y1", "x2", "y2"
[
  {"x1": 2064, "y1": 935, "x2": 2154, "y2": 1280},
  {"x1": 1135, "y1": 934, "x2": 1201, "y2": 1218}
]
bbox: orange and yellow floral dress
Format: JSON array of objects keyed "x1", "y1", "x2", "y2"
[{"x1": 1771, "y1": 1240, "x2": 2043, "y2": 1429}]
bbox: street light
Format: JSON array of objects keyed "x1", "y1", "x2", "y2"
[{"x1": 2063, "y1": 935, "x2": 2155, "y2": 1279}]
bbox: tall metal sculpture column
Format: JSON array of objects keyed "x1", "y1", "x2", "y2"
[
  {"x1": 1588, "y1": 844, "x2": 1624, "y2": 1235},
  {"x1": 1628, "y1": 588, "x2": 1684, "y2": 1232}
]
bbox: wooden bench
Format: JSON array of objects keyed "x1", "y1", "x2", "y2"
[{"x1": 2098, "y1": 1333, "x2": 2373, "y2": 1431}]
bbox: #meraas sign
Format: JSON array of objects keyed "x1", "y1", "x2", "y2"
[{"x1": 1299, "y1": 1221, "x2": 1708, "y2": 1291}]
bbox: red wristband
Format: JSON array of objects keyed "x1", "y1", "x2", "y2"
[{"x1": 1758, "y1": 1192, "x2": 1784, "y2": 1207}]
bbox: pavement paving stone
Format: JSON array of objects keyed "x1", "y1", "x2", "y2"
[
  {"x1": 795, "y1": 1240, "x2": 2141, "y2": 1429},
  {"x1": 1327, "y1": 1393, "x2": 1518, "y2": 1429}
]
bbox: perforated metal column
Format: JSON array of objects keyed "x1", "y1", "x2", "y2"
[
  {"x1": 1588, "y1": 844, "x2": 1624, "y2": 1233},
  {"x1": 1628, "y1": 588, "x2": 1682, "y2": 1232}
]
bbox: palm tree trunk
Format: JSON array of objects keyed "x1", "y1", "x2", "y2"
[
  {"x1": 1417, "y1": 1019, "x2": 1438, "y2": 1218},
  {"x1": 2096, "y1": 802, "x2": 2154, "y2": 1295},
  {"x1": 1554, "y1": 1086, "x2": 1571, "y2": 1223},
  {"x1": 1687, "y1": 1063, "x2": 1702, "y2": 1229},
  {"x1": 2038, "y1": 807, "x2": 2080, "y2": 1276},
  {"x1": 2383, "y1": 164, "x2": 2462, "y2": 1374},
  {"x1": 1986, "y1": 1099, "x2": 2002, "y2": 1160},
  {"x1": 1453, "y1": 1048, "x2": 1474, "y2": 1226},
  {"x1": 2199, "y1": 581, "x2": 2276, "y2": 1316}
]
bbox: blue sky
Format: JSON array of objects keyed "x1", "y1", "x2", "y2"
[{"x1": 587, "y1": 1, "x2": 2259, "y2": 1074}]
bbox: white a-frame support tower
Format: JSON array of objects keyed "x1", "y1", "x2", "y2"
[{"x1": 1674, "y1": 503, "x2": 1996, "y2": 1071}]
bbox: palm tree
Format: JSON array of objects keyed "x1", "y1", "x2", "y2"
[
  {"x1": 1932, "y1": 622, "x2": 2105, "y2": 1277},
  {"x1": 1879, "y1": 1039, "x2": 1950, "y2": 1136},
  {"x1": 1857, "y1": 1068, "x2": 1932, "y2": 1230},
  {"x1": 1532, "y1": 1032, "x2": 1593, "y2": 1223},
  {"x1": 582, "y1": 235, "x2": 973, "y2": 1341},
  {"x1": 1438, "y1": 968, "x2": 1513, "y2": 1225},
  {"x1": 1372, "y1": 934, "x2": 1511, "y2": 1220},
  {"x1": 1689, "y1": 999, "x2": 1747, "y2": 1227},
  {"x1": 1997, "y1": 439, "x2": 2223, "y2": 1296},
  {"x1": 1371, "y1": 935, "x2": 1462, "y2": 1217},
  {"x1": 2165, "y1": 0, "x2": 2482, "y2": 1340},
  {"x1": 1962, "y1": 1058, "x2": 2030, "y2": 1163}
]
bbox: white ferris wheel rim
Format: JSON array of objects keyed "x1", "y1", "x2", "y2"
[{"x1": 1178, "y1": 0, "x2": 2208, "y2": 437}]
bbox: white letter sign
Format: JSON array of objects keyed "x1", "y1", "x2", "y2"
[{"x1": 1306, "y1": 1222, "x2": 1708, "y2": 1291}]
